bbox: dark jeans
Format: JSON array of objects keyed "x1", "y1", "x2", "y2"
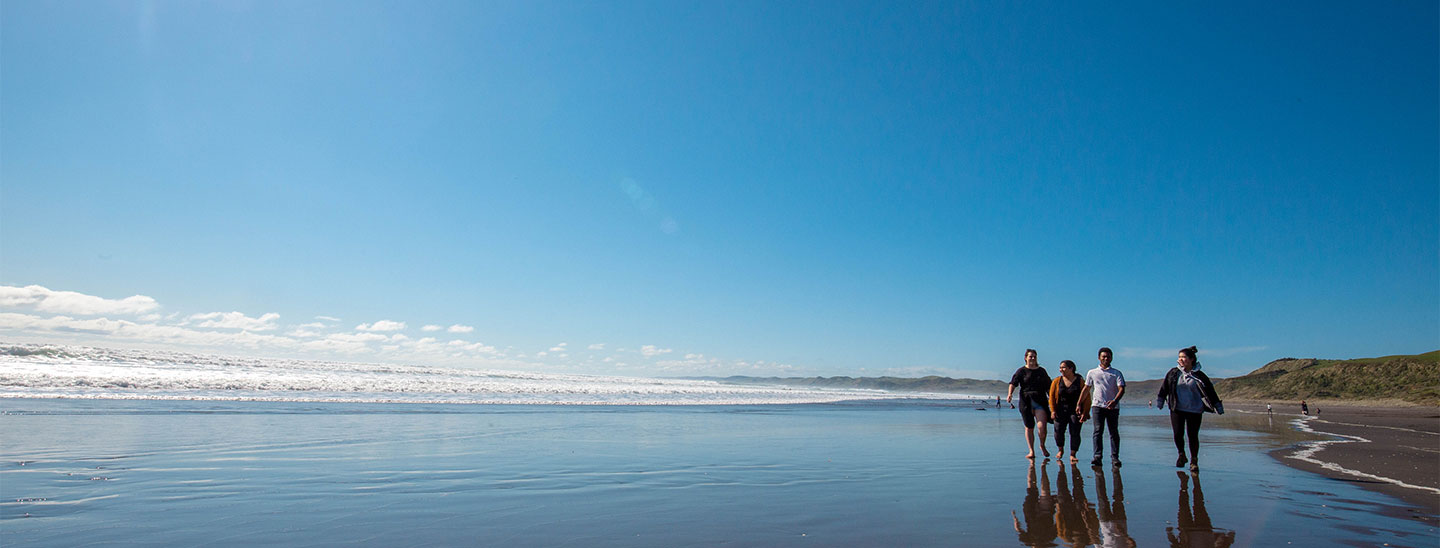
[
  {"x1": 1170, "y1": 410, "x2": 1203, "y2": 458},
  {"x1": 1054, "y1": 412, "x2": 1082, "y2": 453},
  {"x1": 1091, "y1": 407, "x2": 1120, "y2": 460}
]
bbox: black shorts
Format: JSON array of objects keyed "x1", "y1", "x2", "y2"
[{"x1": 1018, "y1": 393, "x2": 1048, "y2": 427}]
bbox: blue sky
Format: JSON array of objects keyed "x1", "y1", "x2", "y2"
[{"x1": 2, "y1": 1, "x2": 1436, "y2": 381}]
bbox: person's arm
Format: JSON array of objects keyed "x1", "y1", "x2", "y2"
[
  {"x1": 1006, "y1": 383, "x2": 1016, "y2": 404},
  {"x1": 1076, "y1": 384, "x2": 1091, "y2": 415},
  {"x1": 1154, "y1": 371, "x2": 1170, "y2": 410},
  {"x1": 1048, "y1": 378, "x2": 1061, "y2": 417},
  {"x1": 1109, "y1": 384, "x2": 1125, "y2": 408},
  {"x1": 1198, "y1": 371, "x2": 1224, "y2": 414}
]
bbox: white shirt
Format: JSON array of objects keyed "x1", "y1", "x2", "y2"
[{"x1": 1085, "y1": 366, "x2": 1125, "y2": 409}]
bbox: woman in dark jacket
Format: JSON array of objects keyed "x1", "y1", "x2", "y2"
[{"x1": 1156, "y1": 346, "x2": 1223, "y2": 471}]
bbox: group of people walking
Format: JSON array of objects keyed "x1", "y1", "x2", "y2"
[{"x1": 1006, "y1": 346, "x2": 1224, "y2": 470}]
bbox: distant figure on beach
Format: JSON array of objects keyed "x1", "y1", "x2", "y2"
[
  {"x1": 1301, "y1": 400, "x2": 1309, "y2": 416},
  {"x1": 1167, "y1": 471, "x2": 1236, "y2": 548},
  {"x1": 1266, "y1": 403, "x2": 1272, "y2": 414},
  {"x1": 1156, "y1": 346, "x2": 1224, "y2": 471},
  {"x1": 1092, "y1": 466, "x2": 1136, "y2": 547},
  {"x1": 1079, "y1": 347, "x2": 1125, "y2": 467},
  {"x1": 1012, "y1": 460, "x2": 1058, "y2": 547},
  {"x1": 1048, "y1": 359, "x2": 1087, "y2": 463},
  {"x1": 1008, "y1": 349, "x2": 1053, "y2": 459},
  {"x1": 1148, "y1": 399, "x2": 1153, "y2": 408}
]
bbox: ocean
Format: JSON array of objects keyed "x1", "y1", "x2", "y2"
[{"x1": 1, "y1": 345, "x2": 1434, "y2": 546}]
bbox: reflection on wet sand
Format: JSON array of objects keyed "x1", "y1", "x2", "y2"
[
  {"x1": 1167, "y1": 471, "x2": 1235, "y2": 548},
  {"x1": 1013, "y1": 460, "x2": 1057, "y2": 546},
  {"x1": 1054, "y1": 464, "x2": 1091, "y2": 547},
  {"x1": 1014, "y1": 462, "x2": 1137, "y2": 547},
  {"x1": 1092, "y1": 466, "x2": 1136, "y2": 548}
]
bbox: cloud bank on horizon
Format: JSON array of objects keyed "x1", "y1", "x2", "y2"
[
  {"x1": 0, "y1": 284, "x2": 826, "y2": 378},
  {"x1": 0, "y1": 283, "x2": 1289, "y2": 381}
]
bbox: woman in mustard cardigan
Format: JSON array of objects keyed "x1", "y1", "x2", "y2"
[{"x1": 1048, "y1": 360, "x2": 1089, "y2": 463}]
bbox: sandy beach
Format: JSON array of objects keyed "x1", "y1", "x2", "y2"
[{"x1": 1227, "y1": 402, "x2": 1440, "y2": 522}]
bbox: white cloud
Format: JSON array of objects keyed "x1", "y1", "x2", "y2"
[
  {"x1": 446, "y1": 339, "x2": 497, "y2": 354},
  {"x1": 0, "y1": 312, "x2": 297, "y2": 349},
  {"x1": 187, "y1": 311, "x2": 280, "y2": 331},
  {"x1": 355, "y1": 320, "x2": 406, "y2": 332},
  {"x1": 0, "y1": 285, "x2": 159, "y2": 316},
  {"x1": 640, "y1": 345, "x2": 672, "y2": 358},
  {"x1": 0, "y1": 286, "x2": 825, "y2": 377}
]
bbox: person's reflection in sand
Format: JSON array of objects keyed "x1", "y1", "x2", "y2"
[
  {"x1": 1092, "y1": 466, "x2": 1136, "y2": 547},
  {"x1": 1167, "y1": 471, "x2": 1236, "y2": 548},
  {"x1": 1053, "y1": 464, "x2": 1093, "y2": 547},
  {"x1": 1012, "y1": 460, "x2": 1058, "y2": 546}
]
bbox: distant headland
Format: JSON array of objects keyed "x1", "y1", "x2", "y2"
[{"x1": 692, "y1": 350, "x2": 1440, "y2": 406}]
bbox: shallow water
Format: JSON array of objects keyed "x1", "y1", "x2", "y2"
[{"x1": 1, "y1": 399, "x2": 1434, "y2": 547}]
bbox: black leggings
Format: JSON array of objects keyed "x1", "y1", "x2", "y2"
[
  {"x1": 1054, "y1": 413, "x2": 1082, "y2": 453},
  {"x1": 1170, "y1": 411, "x2": 1203, "y2": 457}
]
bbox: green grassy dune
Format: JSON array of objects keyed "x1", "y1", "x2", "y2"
[{"x1": 1211, "y1": 350, "x2": 1440, "y2": 405}]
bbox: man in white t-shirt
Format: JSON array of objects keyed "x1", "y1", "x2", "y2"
[{"x1": 1078, "y1": 347, "x2": 1125, "y2": 468}]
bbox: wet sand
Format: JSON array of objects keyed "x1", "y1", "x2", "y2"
[{"x1": 1227, "y1": 402, "x2": 1440, "y2": 522}]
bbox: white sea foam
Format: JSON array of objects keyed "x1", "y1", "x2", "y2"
[
  {"x1": 1287, "y1": 416, "x2": 1440, "y2": 496},
  {"x1": 0, "y1": 343, "x2": 966, "y2": 406}
]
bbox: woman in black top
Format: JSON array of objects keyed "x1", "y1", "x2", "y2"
[
  {"x1": 1048, "y1": 360, "x2": 1086, "y2": 463},
  {"x1": 1007, "y1": 349, "x2": 1053, "y2": 459}
]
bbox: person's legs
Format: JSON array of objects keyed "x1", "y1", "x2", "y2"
[
  {"x1": 1067, "y1": 415, "x2": 1081, "y2": 455},
  {"x1": 1186, "y1": 412, "x2": 1203, "y2": 464},
  {"x1": 1020, "y1": 399, "x2": 1037, "y2": 458},
  {"x1": 1033, "y1": 405, "x2": 1051, "y2": 457},
  {"x1": 1091, "y1": 407, "x2": 1117, "y2": 464},
  {"x1": 1170, "y1": 411, "x2": 1188, "y2": 466},
  {"x1": 1053, "y1": 414, "x2": 1068, "y2": 455},
  {"x1": 1091, "y1": 409, "x2": 1106, "y2": 463},
  {"x1": 1105, "y1": 409, "x2": 1121, "y2": 462}
]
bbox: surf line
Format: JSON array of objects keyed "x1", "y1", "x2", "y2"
[{"x1": 1287, "y1": 416, "x2": 1440, "y2": 495}]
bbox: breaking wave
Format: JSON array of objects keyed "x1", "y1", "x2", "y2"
[{"x1": 0, "y1": 343, "x2": 959, "y2": 405}]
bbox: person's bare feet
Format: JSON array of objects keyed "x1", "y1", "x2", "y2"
[
  {"x1": 1041, "y1": 446, "x2": 1051, "y2": 458},
  {"x1": 1069, "y1": 455, "x2": 1078, "y2": 464},
  {"x1": 1025, "y1": 452, "x2": 1035, "y2": 459}
]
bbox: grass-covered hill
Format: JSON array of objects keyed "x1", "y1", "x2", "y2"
[
  {"x1": 1126, "y1": 351, "x2": 1440, "y2": 406},
  {"x1": 698, "y1": 375, "x2": 1009, "y2": 394},
  {"x1": 1212, "y1": 351, "x2": 1439, "y2": 405}
]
